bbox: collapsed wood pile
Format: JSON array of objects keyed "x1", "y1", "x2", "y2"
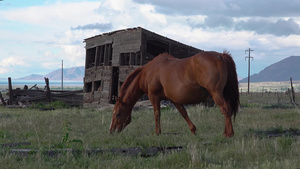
[{"x1": 0, "y1": 77, "x2": 83, "y2": 107}]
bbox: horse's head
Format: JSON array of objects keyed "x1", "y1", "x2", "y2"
[{"x1": 109, "y1": 97, "x2": 132, "y2": 133}]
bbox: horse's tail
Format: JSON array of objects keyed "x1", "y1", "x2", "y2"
[{"x1": 222, "y1": 51, "x2": 240, "y2": 120}]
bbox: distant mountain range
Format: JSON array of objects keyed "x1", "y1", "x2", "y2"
[
  {"x1": 14, "y1": 55, "x2": 300, "y2": 83},
  {"x1": 239, "y1": 56, "x2": 300, "y2": 83},
  {"x1": 17, "y1": 66, "x2": 84, "y2": 81}
]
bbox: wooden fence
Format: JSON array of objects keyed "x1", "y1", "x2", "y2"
[
  {"x1": 0, "y1": 77, "x2": 83, "y2": 107},
  {"x1": 239, "y1": 78, "x2": 298, "y2": 108}
]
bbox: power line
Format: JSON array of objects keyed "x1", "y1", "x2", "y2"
[{"x1": 245, "y1": 48, "x2": 253, "y2": 94}]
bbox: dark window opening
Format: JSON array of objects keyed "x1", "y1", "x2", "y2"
[
  {"x1": 84, "y1": 82, "x2": 93, "y2": 93},
  {"x1": 94, "y1": 80, "x2": 102, "y2": 91},
  {"x1": 96, "y1": 46, "x2": 104, "y2": 66},
  {"x1": 170, "y1": 44, "x2": 200, "y2": 58},
  {"x1": 120, "y1": 53, "x2": 130, "y2": 66},
  {"x1": 120, "y1": 52, "x2": 141, "y2": 66},
  {"x1": 107, "y1": 44, "x2": 113, "y2": 66},
  {"x1": 86, "y1": 47, "x2": 96, "y2": 69},
  {"x1": 119, "y1": 82, "x2": 124, "y2": 90},
  {"x1": 146, "y1": 40, "x2": 169, "y2": 63},
  {"x1": 111, "y1": 67, "x2": 119, "y2": 104},
  {"x1": 95, "y1": 43, "x2": 113, "y2": 66}
]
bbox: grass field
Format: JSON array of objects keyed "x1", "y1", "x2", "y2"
[{"x1": 0, "y1": 93, "x2": 300, "y2": 168}]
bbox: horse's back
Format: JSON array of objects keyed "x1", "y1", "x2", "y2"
[
  {"x1": 192, "y1": 51, "x2": 227, "y2": 68},
  {"x1": 146, "y1": 53, "x2": 178, "y2": 66},
  {"x1": 141, "y1": 53, "x2": 183, "y2": 80},
  {"x1": 191, "y1": 51, "x2": 228, "y2": 85},
  {"x1": 140, "y1": 53, "x2": 208, "y2": 103},
  {"x1": 143, "y1": 51, "x2": 228, "y2": 82}
]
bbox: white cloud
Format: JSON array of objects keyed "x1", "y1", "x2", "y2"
[
  {"x1": 138, "y1": 4, "x2": 167, "y2": 25},
  {"x1": 41, "y1": 62, "x2": 62, "y2": 71},
  {"x1": 0, "y1": 56, "x2": 28, "y2": 68},
  {"x1": 158, "y1": 25, "x2": 252, "y2": 51},
  {"x1": 0, "y1": 1, "x2": 104, "y2": 77},
  {"x1": 103, "y1": 0, "x2": 127, "y2": 11},
  {"x1": 52, "y1": 29, "x2": 99, "y2": 67},
  {"x1": 0, "y1": 56, "x2": 29, "y2": 75},
  {"x1": 0, "y1": 68, "x2": 9, "y2": 75},
  {"x1": 1, "y1": 0, "x2": 300, "y2": 79},
  {"x1": 133, "y1": 0, "x2": 300, "y2": 17},
  {"x1": 1, "y1": 1, "x2": 102, "y2": 29},
  {"x1": 273, "y1": 35, "x2": 300, "y2": 48}
]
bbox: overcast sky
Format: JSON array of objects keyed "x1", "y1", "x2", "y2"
[{"x1": 1, "y1": 0, "x2": 300, "y2": 79}]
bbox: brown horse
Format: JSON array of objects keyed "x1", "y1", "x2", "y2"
[{"x1": 109, "y1": 51, "x2": 239, "y2": 137}]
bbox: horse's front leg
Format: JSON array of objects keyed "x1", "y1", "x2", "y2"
[
  {"x1": 173, "y1": 102, "x2": 196, "y2": 134},
  {"x1": 154, "y1": 108, "x2": 161, "y2": 134},
  {"x1": 150, "y1": 97, "x2": 161, "y2": 134}
]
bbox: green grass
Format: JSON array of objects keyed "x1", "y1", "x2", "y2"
[{"x1": 0, "y1": 94, "x2": 300, "y2": 168}]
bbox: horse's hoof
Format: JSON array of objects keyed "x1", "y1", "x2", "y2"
[
  {"x1": 190, "y1": 126, "x2": 196, "y2": 135},
  {"x1": 223, "y1": 132, "x2": 234, "y2": 138},
  {"x1": 191, "y1": 129, "x2": 196, "y2": 135}
]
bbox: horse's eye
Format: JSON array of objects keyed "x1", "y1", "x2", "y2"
[{"x1": 116, "y1": 113, "x2": 121, "y2": 118}]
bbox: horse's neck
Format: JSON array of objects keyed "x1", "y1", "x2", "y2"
[{"x1": 123, "y1": 78, "x2": 144, "y2": 108}]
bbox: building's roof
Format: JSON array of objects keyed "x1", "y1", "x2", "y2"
[
  {"x1": 84, "y1": 27, "x2": 202, "y2": 52},
  {"x1": 84, "y1": 27, "x2": 143, "y2": 41}
]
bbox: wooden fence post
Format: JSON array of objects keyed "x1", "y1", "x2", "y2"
[
  {"x1": 44, "y1": 78, "x2": 52, "y2": 103},
  {"x1": 8, "y1": 77, "x2": 13, "y2": 105},
  {"x1": 289, "y1": 77, "x2": 297, "y2": 107}
]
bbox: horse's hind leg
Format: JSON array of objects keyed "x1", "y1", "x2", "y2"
[
  {"x1": 173, "y1": 102, "x2": 196, "y2": 134},
  {"x1": 210, "y1": 91, "x2": 234, "y2": 137}
]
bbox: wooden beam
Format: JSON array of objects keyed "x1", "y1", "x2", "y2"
[
  {"x1": 8, "y1": 77, "x2": 13, "y2": 105},
  {"x1": 44, "y1": 78, "x2": 52, "y2": 102},
  {"x1": 0, "y1": 92, "x2": 6, "y2": 106}
]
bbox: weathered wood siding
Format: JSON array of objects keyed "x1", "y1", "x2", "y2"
[
  {"x1": 119, "y1": 66, "x2": 139, "y2": 83},
  {"x1": 111, "y1": 29, "x2": 142, "y2": 66}
]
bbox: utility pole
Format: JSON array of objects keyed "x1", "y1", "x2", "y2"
[
  {"x1": 245, "y1": 48, "x2": 253, "y2": 94},
  {"x1": 61, "y1": 60, "x2": 63, "y2": 91}
]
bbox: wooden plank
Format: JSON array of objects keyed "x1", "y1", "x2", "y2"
[
  {"x1": 52, "y1": 97, "x2": 82, "y2": 103},
  {"x1": 5, "y1": 105, "x2": 26, "y2": 108},
  {"x1": 18, "y1": 95, "x2": 47, "y2": 102},
  {"x1": 51, "y1": 90, "x2": 83, "y2": 97},
  {"x1": 50, "y1": 90, "x2": 83, "y2": 93},
  {"x1": 5, "y1": 146, "x2": 183, "y2": 157},
  {"x1": 0, "y1": 142, "x2": 31, "y2": 148},
  {"x1": 29, "y1": 84, "x2": 38, "y2": 90},
  {"x1": 0, "y1": 92, "x2": 6, "y2": 106},
  {"x1": 52, "y1": 95, "x2": 83, "y2": 100}
]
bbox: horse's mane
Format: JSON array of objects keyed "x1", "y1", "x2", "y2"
[{"x1": 119, "y1": 66, "x2": 144, "y2": 99}]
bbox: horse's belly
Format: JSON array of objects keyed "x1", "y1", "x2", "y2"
[{"x1": 165, "y1": 86, "x2": 209, "y2": 104}]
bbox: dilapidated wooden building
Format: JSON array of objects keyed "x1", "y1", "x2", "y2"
[{"x1": 83, "y1": 27, "x2": 202, "y2": 108}]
